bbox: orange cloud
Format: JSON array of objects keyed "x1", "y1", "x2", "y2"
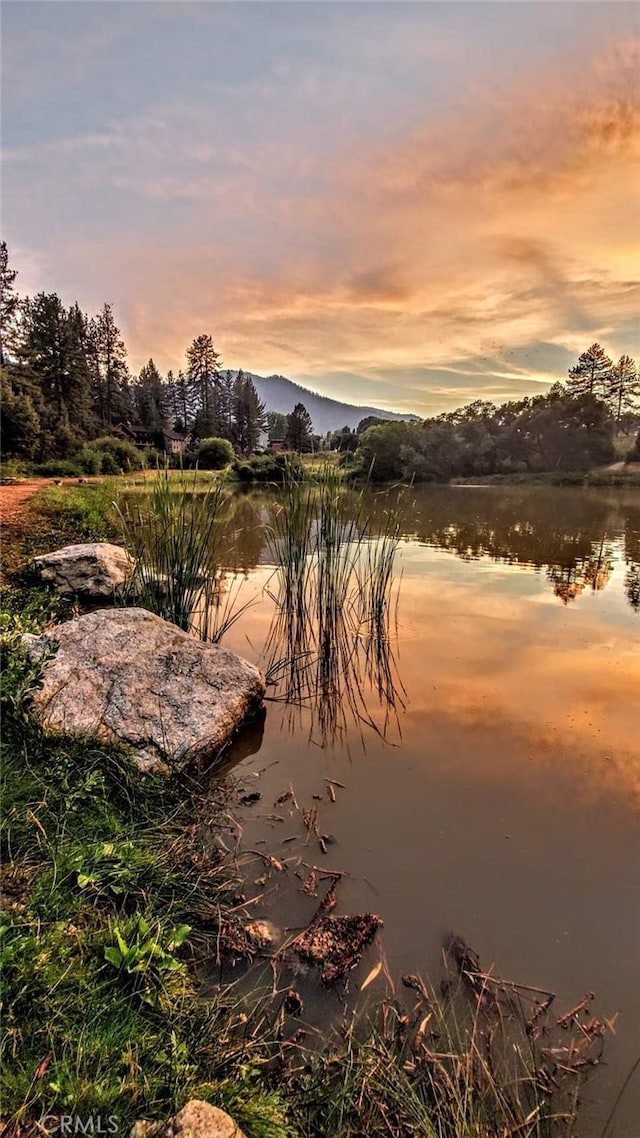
[{"x1": 44, "y1": 34, "x2": 639, "y2": 409}]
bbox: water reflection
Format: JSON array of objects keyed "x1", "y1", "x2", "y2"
[
  {"x1": 214, "y1": 485, "x2": 640, "y2": 613},
  {"x1": 363, "y1": 486, "x2": 640, "y2": 613},
  {"x1": 201, "y1": 484, "x2": 640, "y2": 1136},
  {"x1": 263, "y1": 602, "x2": 405, "y2": 748},
  {"x1": 123, "y1": 483, "x2": 640, "y2": 612}
]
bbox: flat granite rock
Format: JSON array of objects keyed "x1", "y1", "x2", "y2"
[
  {"x1": 33, "y1": 542, "x2": 134, "y2": 597},
  {"x1": 22, "y1": 608, "x2": 265, "y2": 773},
  {"x1": 131, "y1": 1101, "x2": 246, "y2": 1138}
]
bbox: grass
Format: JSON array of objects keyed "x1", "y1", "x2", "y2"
[
  {"x1": 452, "y1": 469, "x2": 640, "y2": 487},
  {"x1": 0, "y1": 592, "x2": 293, "y2": 1135}
]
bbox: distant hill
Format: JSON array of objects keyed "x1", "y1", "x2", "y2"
[{"x1": 230, "y1": 372, "x2": 418, "y2": 435}]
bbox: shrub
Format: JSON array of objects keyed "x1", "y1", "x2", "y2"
[
  {"x1": 75, "y1": 447, "x2": 104, "y2": 476},
  {"x1": 91, "y1": 435, "x2": 146, "y2": 473},
  {"x1": 141, "y1": 447, "x2": 165, "y2": 468},
  {"x1": 33, "y1": 458, "x2": 82, "y2": 478},
  {"x1": 231, "y1": 452, "x2": 302, "y2": 483},
  {"x1": 196, "y1": 437, "x2": 235, "y2": 470},
  {"x1": 97, "y1": 451, "x2": 121, "y2": 475}
]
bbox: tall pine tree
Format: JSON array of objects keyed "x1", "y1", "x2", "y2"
[
  {"x1": 186, "y1": 333, "x2": 222, "y2": 439},
  {"x1": 0, "y1": 243, "x2": 43, "y2": 458},
  {"x1": 606, "y1": 355, "x2": 639, "y2": 425},
  {"x1": 567, "y1": 344, "x2": 613, "y2": 400},
  {"x1": 231, "y1": 370, "x2": 266, "y2": 454},
  {"x1": 285, "y1": 402, "x2": 314, "y2": 453},
  {"x1": 134, "y1": 358, "x2": 169, "y2": 433},
  {"x1": 217, "y1": 370, "x2": 236, "y2": 441},
  {"x1": 0, "y1": 241, "x2": 20, "y2": 367},
  {"x1": 167, "y1": 368, "x2": 192, "y2": 432},
  {"x1": 18, "y1": 293, "x2": 95, "y2": 454},
  {"x1": 89, "y1": 303, "x2": 130, "y2": 429}
]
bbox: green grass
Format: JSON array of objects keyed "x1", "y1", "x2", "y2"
[
  {"x1": 0, "y1": 596, "x2": 293, "y2": 1135},
  {"x1": 452, "y1": 469, "x2": 640, "y2": 487}
]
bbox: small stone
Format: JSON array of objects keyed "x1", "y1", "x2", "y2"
[
  {"x1": 33, "y1": 542, "x2": 134, "y2": 597},
  {"x1": 131, "y1": 1100, "x2": 246, "y2": 1138}
]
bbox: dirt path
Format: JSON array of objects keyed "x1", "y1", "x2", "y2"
[
  {"x1": 0, "y1": 480, "x2": 47, "y2": 525},
  {"x1": 0, "y1": 476, "x2": 100, "y2": 527}
]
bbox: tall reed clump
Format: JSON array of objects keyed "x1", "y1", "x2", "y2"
[
  {"x1": 118, "y1": 468, "x2": 249, "y2": 643},
  {"x1": 265, "y1": 462, "x2": 404, "y2": 743}
]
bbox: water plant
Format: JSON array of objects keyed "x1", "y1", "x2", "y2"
[
  {"x1": 118, "y1": 467, "x2": 253, "y2": 642},
  {"x1": 265, "y1": 462, "x2": 405, "y2": 744}
]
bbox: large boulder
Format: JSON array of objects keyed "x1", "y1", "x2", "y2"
[
  {"x1": 33, "y1": 542, "x2": 134, "y2": 597},
  {"x1": 131, "y1": 1101, "x2": 246, "y2": 1138},
  {"x1": 22, "y1": 608, "x2": 265, "y2": 773}
]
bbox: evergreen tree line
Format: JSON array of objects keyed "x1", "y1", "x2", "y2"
[
  {"x1": 0, "y1": 244, "x2": 270, "y2": 461},
  {"x1": 1, "y1": 241, "x2": 638, "y2": 470}
]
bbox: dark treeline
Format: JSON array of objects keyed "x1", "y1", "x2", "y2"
[
  {"x1": 0, "y1": 244, "x2": 266, "y2": 462},
  {"x1": 354, "y1": 371, "x2": 639, "y2": 483}
]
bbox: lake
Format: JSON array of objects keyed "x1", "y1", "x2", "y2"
[{"x1": 180, "y1": 483, "x2": 639, "y2": 1134}]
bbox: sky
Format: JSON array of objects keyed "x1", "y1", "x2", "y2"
[{"x1": 2, "y1": 1, "x2": 639, "y2": 416}]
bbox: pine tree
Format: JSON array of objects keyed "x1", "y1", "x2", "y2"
[
  {"x1": 285, "y1": 402, "x2": 314, "y2": 453},
  {"x1": 567, "y1": 343, "x2": 614, "y2": 400},
  {"x1": 606, "y1": 355, "x2": 639, "y2": 425},
  {"x1": 0, "y1": 368, "x2": 41, "y2": 458},
  {"x1": 167, "y1": 368, "x2": 192, "y2": 432},
  {"x1": 217, "y1": 370, "x2": 236, "y2": 441},
  {"x1": 17, "y1": 293, "x2": 95, "y2": 453},
  {"x1": 266, "y1": 410, "x2": 288, "y2": 440},
  {"x1": 231, "y1": 370, "x2": 266, "y2": 454},
  {"x1": 0, "y1": 241, "x2": 20, "y2": 367},
  {"x1": 90, "y1": 303, "x2": 129, "y2": 429},
  {"x1": 134, "y1": 358, "x2": 168, "y2": 432},
  {"x1": 186, "y1": 333, "x2": 222, "y2": 438}
]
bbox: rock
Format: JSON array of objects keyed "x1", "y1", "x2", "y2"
[
  {"x1": 33, "y1": 542, "x2": 134, "y2": 597},
  {"x1": 22, "y1": 608, "x2": 265, "y2": 773},
  {"x1": 130, "y1": 1100, "x2": 246, "y2": 1138}
]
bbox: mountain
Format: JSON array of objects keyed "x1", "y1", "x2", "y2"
[{"x1": 230, "y1": 372, "x2": 418, "y2": 435}]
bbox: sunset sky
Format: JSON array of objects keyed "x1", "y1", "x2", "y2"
[{"x1": 3, "y1": 1, "x2": 639, "y2": 416}]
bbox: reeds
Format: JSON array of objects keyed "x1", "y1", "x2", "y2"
[
  {"x1": 265, "y1": 463, "x2": 405, "y2": 745},
  {"x1": 118, "y1": 467, "x2": 252, "y2": 643}
]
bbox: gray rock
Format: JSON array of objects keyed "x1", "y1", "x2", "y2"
[
  {"x1": 130, "y1": 1101, "x2": 246, "y2": 1138},
  {"x1": 22, "y1": 608, "x2": 264, "y2": 773},
  {"x1": 33, "y1": 542, "x2": 134, "y2": 597}
]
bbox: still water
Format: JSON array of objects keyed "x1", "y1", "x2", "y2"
[{"x1": 207, "y1": 484, "x2": 639, "y2": 1133}]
